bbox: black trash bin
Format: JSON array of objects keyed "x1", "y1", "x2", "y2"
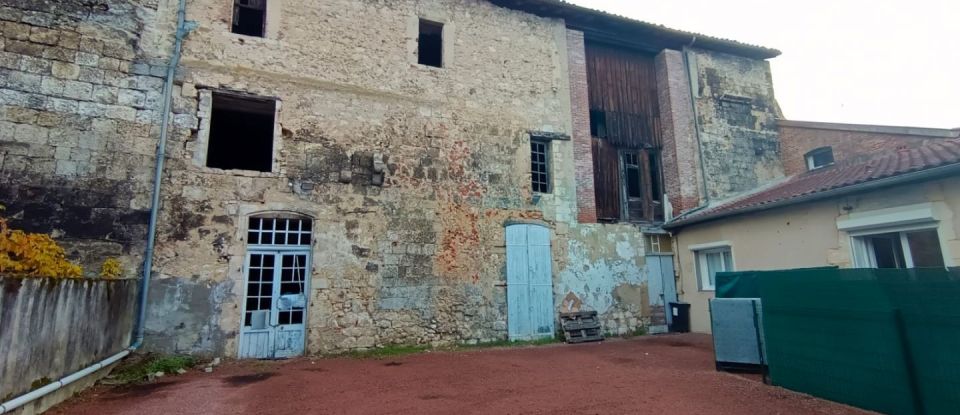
[{"x1": 668, "y1": 302, "x2": 691, "y2": 333}]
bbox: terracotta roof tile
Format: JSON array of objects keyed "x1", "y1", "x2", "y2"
[{"x1": 666, "y1": 139, "x2": 960, "y2": 228}]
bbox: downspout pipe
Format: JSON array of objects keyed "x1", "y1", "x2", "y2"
[
  {"x1": 665, "y1": 38, "x2": 712, "y2": 225},
  {"x1": 0, "y1": 2, "x2": 194, "y2": 413},
  {"x1": 682, "y1": 37, "x2": 711, "y2": 211}
]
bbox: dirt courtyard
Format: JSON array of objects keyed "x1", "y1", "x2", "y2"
[{"x1": 52, "y1": 334, "x2": 869, "y2": 415}]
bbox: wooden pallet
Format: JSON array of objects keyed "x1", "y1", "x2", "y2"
[{"x1": 560, "y1": 311, "x2": 604, "y2": 344}]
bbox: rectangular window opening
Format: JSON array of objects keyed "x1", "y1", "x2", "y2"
[
  {"x1": 207, "y1": 93, "x2": 276, "y2": 172},
  {"x1": 696, "y1": 247, "x2": 732, "y2": 291},
  {"x1": 589, "y1": 110, "x2": 607, "y2": 138},
  {"x1": 859, "y1": 228, "x2": 945, "y2": 269},
  {"x1": 806, "y1": 147, "x2": 835, "y2": 171},
  {"x1": 418, "y1": 19, "x2": 443, "y2": 68},
  {"x1": 649, "y1": 152, "x2": 662, "y2": 202},
  {"x1": 531, "y1": 139, "x2": 550, "y2": 193},
  {"x1": 623, "y1": 152, "x2": 642, "y2": 199},
  {"x1": 232, "y1": 0, "x2": 266, "y2": 37}
]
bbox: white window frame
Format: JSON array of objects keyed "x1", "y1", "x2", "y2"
[
  {"x1": 848, "y1": 224, "x2": 946, "y2": 269},
  {"x1": 689, "y1": 241, "x2": 734, "y2": 292},
  {"x1": 840, "y1": 202, "x2": 951, "y2": 268},
  {"x1": 805, "y1": 147, "x2": 834, "y2": 171}
]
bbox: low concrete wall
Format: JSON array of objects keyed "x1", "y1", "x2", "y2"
[{"x1": 0, "y1": 276, "x2": 138, "y2": 414}]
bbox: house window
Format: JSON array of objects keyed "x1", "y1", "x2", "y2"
[
  {"x1": 589, "y1": 110, "x2": 607, "y2": 138},
  {"x1": 806, "y1": 147, "x2": 834, "y2": 171},
  {"x1": 646, "y1": 233, "x2": 673, "y2": 254},
  {"x1": 530, "y1": 139, "x2": 550, "y2": 193},
  {"x1": 695, "y1": 246, "x2": 733, "y2": 291},
  {"x1": 418, "y1": 19, "x2": 443, "y2": 67},
  {"x1": 620, "y1": 150, "x2": 646, "y2": 220},
  {"x1": 648, "y1": 151, "x2": 661, "y2": 202},
  {"x1": 854, "y1": 228, "x2": 945, "y2": 269},
  {"x1": 207, "y1": 93, "x2": 276, "y2": 172},
  {"x1": 232, "y1": 0, "x2": 266, "y2": 37}
]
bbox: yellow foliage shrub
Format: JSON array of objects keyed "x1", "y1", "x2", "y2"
[
  {"x1": 100, "y1": 258, "x2": 123, "y2": 279},
  {"x1": 0, "y1": 212, "x2": 83, "y2": 278}
]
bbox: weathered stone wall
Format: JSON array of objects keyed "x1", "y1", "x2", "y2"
[
  {"x1": 0, "y1": 276, "x2": 138, "y2": 414},
  {"x1": 690, "y1": 48, "x2": 784, "y2": 201},
  {"x1": 556, "y1": 223, "x2": 652, "y2": 335},
  {"x1": 0, "y1": 0, "x2": 173, "y2": 276},
  {"x1": 141, "y1": 0, "x2": 656, "y2": 356}
]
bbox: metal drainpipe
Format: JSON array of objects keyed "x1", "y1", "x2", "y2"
[
  {"x1": 0, "y1": 2, "x2": 194, "y2": 413},
  {"x1": 674, "y1": 40, "x2": 712, "y2": 221}
]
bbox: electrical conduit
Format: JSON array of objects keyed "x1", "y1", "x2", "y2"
[{"x1": 0, "y1": 1, "x2": 195, "y2": 412}]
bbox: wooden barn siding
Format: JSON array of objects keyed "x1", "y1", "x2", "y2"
[{"x1": 585, "y1": 42, "x2": 662, "y2": 149}]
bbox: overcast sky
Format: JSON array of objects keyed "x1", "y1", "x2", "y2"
[{"x1": 567, "y1": 0, "x2": 960, "y2": 129}]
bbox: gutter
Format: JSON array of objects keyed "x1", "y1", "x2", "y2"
[
  {"x1": 662, "y1": 162, "x2": 960, "y2": 230},
  {"x1": 0, "y1": 2, "x2": 195, "y2": 413}
]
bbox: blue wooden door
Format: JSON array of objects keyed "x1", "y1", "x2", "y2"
[
  {"x1": 506, "y1": 224, "x2": 555, "y2": 340},
  {"x1": 239, "y1": 251, "x2": 309, "y2": 359}
]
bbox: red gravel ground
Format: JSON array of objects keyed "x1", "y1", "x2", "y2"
[{"x1": 51, "y1": 334, "x2": 871, "y2": 415}]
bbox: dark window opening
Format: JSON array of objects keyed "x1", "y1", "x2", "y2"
[
  {"x1": 232, "y1": 0, "x2": 266, "y2": 37},
  {"x1": 907, "y1": 230, "x2": 946, "y2": 268},
  {"x1": 649, "y1": 152, "x2": 661, "y2": 201},
  {"x1": 589, "y1": 110, "x2": 607, "y2": 138},
  {"x1": 418, "y1": 19, "x2": 443, "y2": 67},
  {"x1": 868, "y1": 233, "x2": 906, "y2": 269},
  {"x1": 207, "y1": 93, "x2": 276, "y2": 172},
  {"x1": 623, "y1": 152, "x2": 642, "y2": 199},
  {"x1": 531, "y1": 139, "x2": 550, "y2": 193},
  {"x1": 806, "y1": 147, "x2": 835, "y2": 171}
]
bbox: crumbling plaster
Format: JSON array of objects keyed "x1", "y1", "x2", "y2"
[{"x1": 144, "y1": 0, "x2": 653, "y2": 355}]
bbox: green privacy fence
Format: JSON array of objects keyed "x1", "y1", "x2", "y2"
[{"x1": 716, "y1": 268, "x2": 960, "y2": 415}]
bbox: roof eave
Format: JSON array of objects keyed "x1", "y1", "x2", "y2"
[
  {"x1": 489, "y1": 0, "x2": 781, "y2": 59},
  {"x1": 663, "y1": 163, "x2": 960, "y2": 230}
]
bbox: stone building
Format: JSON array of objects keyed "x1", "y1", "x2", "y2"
[{"x1": 0, "y1": 0, "x2": 782, "y2": 357}]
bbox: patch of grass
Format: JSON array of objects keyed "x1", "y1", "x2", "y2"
[
  {"x1": 111, "y1": 354, "x2": 197, "y2": 384},
  {"x1": 457, "y1": 336, "x2": 561, "y2": 350},
  {"x1": 345, "y1": 344, "x2": 431, "y2": 360},
  {"x1": 342, "y1": 336, "x2": 563, "y2": 360}
]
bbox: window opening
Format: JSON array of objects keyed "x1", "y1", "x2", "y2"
[
  {"x1": 232, "y1": 0, "x2": 266, "y2": 37},
  {"x1": 531, "y1": 139, "x2": 550, "y2": 193},
  {"x1": 207, "y1": 93, "x2": 276, "y2": 172},
  {"x1": 649, "y1": 152, "x2": 662, "y2": 202},
  {"x1": 646, "y1": 233, "x2": 673, "y2": 254},
  {"x1": 418, "y1": 19, "x2": 443, "y2": 67},
  {"x1": 248, "y1": 217, "x2": 312, "y2": 246},
  {"x1": 623, "y1": 152, "x2": 642, "y2": 199},
  {"x1": 696, "y1": 247, "x2": 732, "y2": 291},
  {"x1": 806, "y1": 147, "x2": 835, "y2": 171},
  {"x1": 859, "y1": 229, "x2": 945, "y2": 269},
  {"x1": 589, "y1": 110, "x2": 607, "y2": 138}
]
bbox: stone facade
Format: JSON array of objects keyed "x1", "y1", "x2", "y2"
[
  {"x1": 1, "y1": 0, "x2": 785, "y2": 356},
  {"x1": 0, "y1": 0, "x2": 173, "y2": 275},
  {"x1": 688, "y1": 48, "x2": 784, "y2": 201}
]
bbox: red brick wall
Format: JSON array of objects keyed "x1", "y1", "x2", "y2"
[
  {"x1": 655, "y1": 49, "x2": 702, "y2": 216},
  {"x1": 780, "y1": 123, "x2": 948, "y2": 176},
  {"x1": 567, "y1": 29, "x2": 597, "y2": 223}
]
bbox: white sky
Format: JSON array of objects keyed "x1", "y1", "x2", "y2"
[{"x1": 567, "y1": 0, "x2": 960, "y2": 129}]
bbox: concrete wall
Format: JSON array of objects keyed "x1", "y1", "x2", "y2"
[
  {"x1": 0, "y1": 0, "x2": 173, "y2": 276},
  {"x1": 779, "y1": 120, "x2": 956, "y2": 176},
  {"x1": 675, "y1": 177, "x2": 960, "y2": 333},
  {"x1": 0, "y1": 276, "x2": 137, "y2": 414}
]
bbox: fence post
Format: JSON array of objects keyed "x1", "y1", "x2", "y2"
[{"x1": 893, "y1": 308, "x2": 925, "y2": 415}]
